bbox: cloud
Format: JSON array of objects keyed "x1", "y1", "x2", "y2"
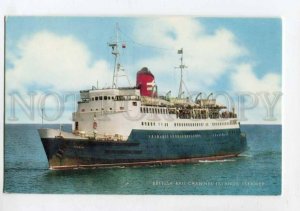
[
  {"x1": 229, "y1": 63, "x2": 281, "y2": 124},
  {"x1": 132, "y1": 17, "x2": 247, "y2": 93},
  {"x1": 230, "y1": 63, "x2": 281, "y2": 92},
  {"x1": 6, "y1": 31, "x2": 112, "y2": 93}
]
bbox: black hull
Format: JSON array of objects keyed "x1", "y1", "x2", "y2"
[{"x1": 40, "y1": 128, "x2": 247, "y2": 170}]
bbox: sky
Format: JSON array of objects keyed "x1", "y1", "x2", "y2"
[{"x1": 5, "y1": 17, "x2": 282, "y2": 124}]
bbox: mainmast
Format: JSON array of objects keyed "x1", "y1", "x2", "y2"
[{"x1": 176, "y1": 48, "x2": 187, "y2": 98}]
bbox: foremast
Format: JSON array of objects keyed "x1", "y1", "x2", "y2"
[{"x1": 108, "y1": 23, "x2": 131, "y2": 88}]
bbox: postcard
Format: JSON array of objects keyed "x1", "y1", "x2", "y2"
[{"x1": 4, "y1": 16, "x2": 281, "y2": 196}]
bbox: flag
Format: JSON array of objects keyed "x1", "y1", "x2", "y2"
[{"x1": 177, "y1": 49, "x2": 183, "y2": 54}]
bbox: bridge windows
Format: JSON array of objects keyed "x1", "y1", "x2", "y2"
[{"x1": 90, "y1": 95, "x2": 116, "y2": 101}]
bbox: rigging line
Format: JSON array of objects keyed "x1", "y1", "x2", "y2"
[
  {"x1": 118, "y1": 27, "x2": 199, "y2": 59},
  {"x1": 182, "y1": 80, "x2": 192, "y2": 100},
  {"x1": 118, "y1": 28, "x2": 176, "y2": 52}
]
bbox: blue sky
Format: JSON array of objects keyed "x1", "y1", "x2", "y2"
[{"x1": 5, "y1": 17, "x2": 282, "y2": 123}]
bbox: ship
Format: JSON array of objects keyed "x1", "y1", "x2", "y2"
[{"x1": 38, "y1": 26, "x2": 247, "y2": 170}]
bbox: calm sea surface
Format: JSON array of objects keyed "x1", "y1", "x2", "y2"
[{"x1": 4, "y1": 124, "x2": 281, "y2": 195}]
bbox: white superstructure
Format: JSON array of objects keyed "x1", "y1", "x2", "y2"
[{"x1": 72, "y1": 86, "x2": 239, "y2": 140}]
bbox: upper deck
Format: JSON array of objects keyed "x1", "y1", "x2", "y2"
[
  {"x1": 79, "y1": 87, "x2": 140, "y2": 103},
  {"x1": 76, "y1": 86, "x2": 236, "y2": 121}
]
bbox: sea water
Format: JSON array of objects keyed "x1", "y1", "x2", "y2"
[{"x1": 4, "y1": 124, "x2": 281, "y2": 195}]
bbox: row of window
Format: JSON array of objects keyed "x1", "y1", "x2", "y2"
[
  {"x1": 139, "y1": 107, "x2": 237, "y2": 122},
  {"x1": 211, "y1": 122, "x2": 236, "y2": 126},
  {"x1": 147, "y1": 130, "x2": 239, "y2": 139},
  {"x1": 141, "y1": 121, "x2": 236, "y2": 127},
  {"x1": 81, "y1": 108, "x2": 113, "y2": 112},
  {"x1": 91, "y1": 96, "x2": 115, "y2": 101},
  {"x1": 174, "y1": 122, "x2": 205, "y2": 127},
  {"x1": 140, "y1": 107, "x2": 168, "y2": 114},
  {"x1": 81, "y1": 106, "x2": 129, "y2": 112},
  {"x1": 141, "y1": 122, "x2": 169, "y2": 127},
  {"x1": 115, "y1": 95, "x2": 140, "y2": 101},
  {"x1": 90, "y1": 95, "x2": 140, "y2": 101}
]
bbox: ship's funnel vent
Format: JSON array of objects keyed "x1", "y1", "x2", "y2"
[{"x1": 136, "y1": 67, "x2": 157, "y2": 97}]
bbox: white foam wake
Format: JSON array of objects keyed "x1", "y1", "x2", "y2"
[
  {"x1": 198, "y1": 159, "x2": 236, "y2": 163},
  {"x1": 238, "y1": 154, "x2": 253, "y2": 158}
]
